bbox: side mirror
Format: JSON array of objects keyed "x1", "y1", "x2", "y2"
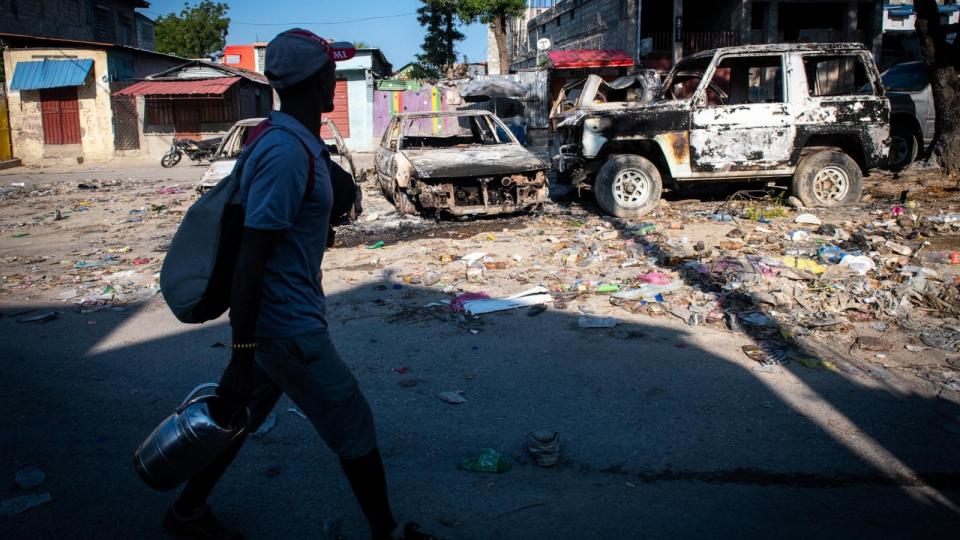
[
  {"x1": 695, "y1": 94, "x2": 707, "y2": 108},
  {"x1": 389, "y1": 140, "x2": 398, "y2": 152}
]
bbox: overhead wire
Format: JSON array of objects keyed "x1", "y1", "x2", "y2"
[{"x1": 139, "y1": 11, "x2": 417, "y2": 26}]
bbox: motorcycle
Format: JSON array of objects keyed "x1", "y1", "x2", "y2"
[{"x1": 160, "y1": 137, "x2": 223, "y2": 168}]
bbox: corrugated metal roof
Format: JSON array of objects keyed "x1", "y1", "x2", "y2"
[
  {"x1": 548, "y1": 50, "x2": 634, "y2": 70},
  {"x1": 9, "y1": 59, "x2": 94, "y2": 91},
  {"x1": 115, "y1": 77, "x2": 241, "y2": 96}
]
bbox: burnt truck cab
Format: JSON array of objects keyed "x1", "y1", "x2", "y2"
[{"x1": 551, "y1": 43, "x2": 890, "y2": 218}]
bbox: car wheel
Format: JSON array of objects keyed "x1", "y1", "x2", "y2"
[
  {"x1": 161, "y1": 151, "x2": 182, "y2": 168},
  {"x1": 594, "y1": 155, "x2": 662, "y2": 218},
  {"x1": 393, "y1": 183, "x2": 418, "y2": 216},
  {"x1": 889, "y1": 125, "x2": 919, "y2": 171},
  {"x1": 791, "y1": 150, "x2": 863, "y2": 208}
]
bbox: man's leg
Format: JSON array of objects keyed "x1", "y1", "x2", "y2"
[
  {"x1": 164, "y1": 360, "x2": 282, "y2": 538},
  {"x1": 254, "y1": 330, "x2": 400, "y2": 539}
]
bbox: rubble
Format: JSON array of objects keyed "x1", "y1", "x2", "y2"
[{"x1": 3, "y1": 156, "x2": 960, "y2": 398}]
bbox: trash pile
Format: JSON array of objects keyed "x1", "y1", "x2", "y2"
[
  {"x1": 363, "y1": 183, "x2": 960, "y2": 394},
  {"x1": 1, "y1": 179, "x2": 191, "y2": 313}
]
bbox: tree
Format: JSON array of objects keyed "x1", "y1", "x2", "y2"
[
  {"x1": 155, "y1": 1, "x2": 231, "y2": 59},
  {"x1": 353, "y1": 41, "x2": 370, "y2": 49},
  {"x1": 458, "y1": 0, "x2": 526, "y2": 75},
  {"x1": 914, "y1": 0, "x2": 960, "y2": 176},
  {"x1": 415, "y1": 0, "x2": 464, "y2": 79}
]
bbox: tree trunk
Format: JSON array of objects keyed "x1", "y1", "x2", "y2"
[
  {"x1": 493, "y1": 14, "x2": 510, "y2": 75},
  {"x1": 915, "y1": 0, "x2": 960, "y2": 176},
  {"x1": 445, "y1": 11, "x2": 457, "y2": 79}
]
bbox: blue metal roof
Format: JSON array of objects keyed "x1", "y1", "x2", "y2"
[
  {"x1": 9, "y1": 59, "x2": 94, "y2": 91},
  {"x1": 884, "y1": 3, "x2": 960, "y2": 16}
]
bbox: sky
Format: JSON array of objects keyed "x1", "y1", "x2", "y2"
[{"x1": 142, "y1": 0, "x2": 490, "y2": 69}]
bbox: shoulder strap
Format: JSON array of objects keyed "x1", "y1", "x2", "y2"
[{"x1": 239, "y1": 120, "x2": 315, "y2": 202}]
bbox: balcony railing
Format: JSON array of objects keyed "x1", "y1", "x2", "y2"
[{"x1": 644, "y1": 31, "x2": 741, "y2": 56}]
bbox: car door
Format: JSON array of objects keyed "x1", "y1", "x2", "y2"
[
  {"x1": 689, "y1": 53, "x2": 795, "y2": 172},
  {"x1": 376, "y1": 117, "x2": 401, "y2": 188}
]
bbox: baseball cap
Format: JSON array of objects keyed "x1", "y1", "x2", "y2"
[{"x1": 264, "y1": 28, "x2": 356, "y2": 89}]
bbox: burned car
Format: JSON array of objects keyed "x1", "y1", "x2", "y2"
[
  {"x1": 375, "y1": 110, "x2": 549, "y2": 217},
  {"x1": 552, "y1": 43, "x2": 890, "y2": 218},
  {"x1": 196, "y1": 117, "x2": 359, "y2": 197}
]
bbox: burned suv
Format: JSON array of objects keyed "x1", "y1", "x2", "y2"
[{"x1": 552, "y1": 43, "x2": 890, "y2": 218}]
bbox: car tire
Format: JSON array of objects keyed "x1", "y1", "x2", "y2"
[
  {"x1": 791, "y1": 150, "x2": 863, "y2": 208},
  {"x1": 393, "y1": 183, "x2": 418, "y2": 216},
  {"x1": 594, "y1": 154, "x2": 662, "y2": 218},
  {"x1": 889, "y1": 124, "x2": 919, "y2": 171}
]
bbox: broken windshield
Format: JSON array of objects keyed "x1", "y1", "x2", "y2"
[
  {"x1": 660, "y1": 56, "x2": 713, "y2": 101},
  {"x1": 400, "y1": 114, "x2": 517, "y2": 150}
]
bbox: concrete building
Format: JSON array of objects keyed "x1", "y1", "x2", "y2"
[
  {"x1": 1, "y1": 35, "x2": 183, "y2": 165},
  {"x1": 115, "y1": 61, "x2": 273, "y2": 157},
  {"x1": 880, "y1": 1, "x2": 959, "y2": 70},
  {"x1": 507, "y1": 0, "x2": 889, "y2": 72},
  {"x1": 326, "y1": 48, "x2": 392, "y2": 151},
  {"x1": 222, "y1": 43, "x2": 268, "y2": 73},
  {"x1": 0, "y1": 0, "x2": 151, "y2": 47}
]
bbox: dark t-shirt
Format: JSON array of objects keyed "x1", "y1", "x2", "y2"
[{"x1": 239, "y1": 111, "x2": 333, "y2": 338}]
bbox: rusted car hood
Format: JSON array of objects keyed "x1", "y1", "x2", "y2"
[{"x1": 401, "y1": 145, "x2": 547, "y2": 179}]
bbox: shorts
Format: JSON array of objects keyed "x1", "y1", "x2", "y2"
[{"x1": 218, "y1": 328, "x2": 377, "y2": 459}]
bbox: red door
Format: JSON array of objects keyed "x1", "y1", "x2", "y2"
[
  {"x1": 321, "y1": 79, "x2": 350, "y2": 139},
  {"x1": 40, "y1": 87, "x2": 81, "y2": 145}
]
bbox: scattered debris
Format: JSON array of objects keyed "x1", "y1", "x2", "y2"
[
  {"x1": 17, "y1": 312, "x2": 58, "y2": 324},
  {"x1": 525, "y1": 431, "x2": 561, "y2": 467},
  {"x1": 252, "y1": 413, "x2": 277, "y2": 437},
  {"x1": 0, "y1": 493, "x2": 52, "y2": 517},
  {"x1": 459, "y1": 448, "x2": 511, "y2": 473},
  {"x1": 14, "y1": 465, "x2": 46, "y2": 490},
  {"x1": 438, "y1": 391, "x2": 467, "y2": 404}
]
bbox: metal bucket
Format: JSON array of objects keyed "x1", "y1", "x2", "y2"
[{"x1": 134, "y1": 383, "x2": 248, "y2": 491}]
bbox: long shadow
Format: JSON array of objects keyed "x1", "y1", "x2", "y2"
[{"x1": 1, "y1": 275, "x2": 959, "y2": 539}]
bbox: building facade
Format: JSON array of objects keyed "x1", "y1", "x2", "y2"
[
  {"x1": 116, "y1": 61, "x2": 273, "y2": 157},
  {"x1": 221, "y1": 43, "x2": 267, "y2": 73},
  {"x1": 2, "y1": 40, "x2": 183, "y2": 165},
  {"x1": 0, "y1": 0, "x2": 150, "y2": 47},
  {"x1": 324, "y1": 48, "x2": 392, "y2": 151},
  {"x1": 507, "y1": 0, "x2": 890, "y2": 72}
]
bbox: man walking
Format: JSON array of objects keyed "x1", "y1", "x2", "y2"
[{"x1": 161, "y1": 29, "x2": 435, "y2": 540}]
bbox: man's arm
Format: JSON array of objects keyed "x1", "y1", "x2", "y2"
[{"x1": 218, "y1": 227, "x2": 283, "y2": 403}]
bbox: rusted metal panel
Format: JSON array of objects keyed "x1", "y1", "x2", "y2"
[
  {"x1": 322, "y1": 79, "x2": 350, "y2": 139},
  {"x1": 115, "y1": 77, "x2": 240, "y2": 96}
]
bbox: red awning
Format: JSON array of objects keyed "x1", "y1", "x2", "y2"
[
  {"x1": 547, "y1": 49, "x2": 635, "y2": 69},
  {"x1": 115, "y1": 77, "x2": 241, "y2": 96}
]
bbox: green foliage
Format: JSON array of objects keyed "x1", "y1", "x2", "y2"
[
  {"x1": 353, "y1": 41, "x2": 370, "y2": 49},
  {"x1": 743, "y1": 206, "x2": 788, "y2": 221},
  {"x1": 155, "y1": 1, "x2": 231, "y2": 59},
  {"x1": 457, "y1": 0, "x2": 526, "y2": 25},
  {"x1": 408, "y1": 62, "x2": 441, "y2": 80},
  {"x1": 415, "y1": 0, "x2": 464, "y2": 78}
]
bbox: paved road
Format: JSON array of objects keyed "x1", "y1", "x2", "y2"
[
  {"x1": 1, "y1": 159, "x2": 959, "y2": 538},
  {"x1": 2, "y1": 283, "x2": 959, "y2": 539}
]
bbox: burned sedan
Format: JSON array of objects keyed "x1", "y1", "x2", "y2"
[{"x1": 375, "y1": 110, "x2": 549, "y2": 217}]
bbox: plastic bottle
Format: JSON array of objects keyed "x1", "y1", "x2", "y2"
[
  {"x1": 612, "y1": 281, "x2": 682, "y2": 301},
  {"x1": 918, "y1": 251, "x2": 960, "y2": 265}
]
